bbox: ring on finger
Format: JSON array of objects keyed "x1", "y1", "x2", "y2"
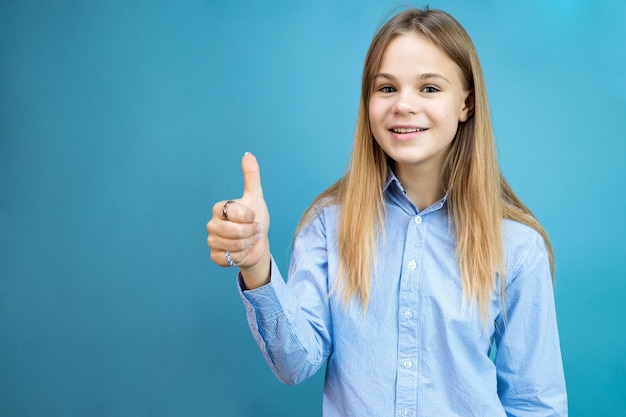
[
  {"x1": 222, "y1": 200, "x2": 235, "y2": 221},
  {"x1": 225, "y1": 250, "x2": 237, "y2": 267}
]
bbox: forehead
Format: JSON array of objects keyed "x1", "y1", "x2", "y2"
[{"x1": 378, "y1": 32, "x2": 462, "y2": 79}]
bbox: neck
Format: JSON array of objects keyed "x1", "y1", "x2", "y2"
[{"x1": 395, "y1": 163, "x2": 445, "y2": 211}]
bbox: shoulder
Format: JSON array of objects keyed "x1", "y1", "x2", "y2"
[
  {"x1": 502, "y1": 219, "x2": 543, "y2": 248},
  {"x1": 296, "y1": 198, "x2": 340, "y2": 241},
  {"x1": 290, "y1": 199, "x2": 340, "y2": 271},
  {"x1": 302, "y1": 197, "x2": 340, "y2": 227},
  {"x1": 502, "y1": 219, "x2": 550, "y2": 285}
]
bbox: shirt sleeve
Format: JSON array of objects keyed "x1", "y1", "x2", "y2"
[
  {"x1": 494, "y1": 233, "x2": 568, "y2": 416},
  {"x1": 237, "y1": 210, "x2": 333, "y2": 385}
]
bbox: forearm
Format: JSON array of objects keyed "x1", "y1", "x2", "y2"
[
  {"x1": 239, "y1": 257, "x2": 331, "y2": 385},
  {"x1": 495, "y1": 235, "x2": 568, "y2": 415}
]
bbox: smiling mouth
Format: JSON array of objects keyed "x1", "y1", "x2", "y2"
[{"x1": 390, "y1": 127, "x2": 428, "y2": 133}]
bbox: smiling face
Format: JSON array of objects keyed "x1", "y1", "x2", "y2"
[{"x1": 369, "y1": 31, "x2": 472, "y2": 182}]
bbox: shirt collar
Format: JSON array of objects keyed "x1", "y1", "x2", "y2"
[{"x1": 383, "y1": 168, "x2": 448, "y2": 215}]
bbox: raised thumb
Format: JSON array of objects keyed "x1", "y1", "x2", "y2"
[{"x1": 241, "y1": 152, "x2": 264, "y2": 197}]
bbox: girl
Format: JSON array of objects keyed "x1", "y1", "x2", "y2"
[{"x1": 207, "y1": 8, "x2": 567, "y2": 417}]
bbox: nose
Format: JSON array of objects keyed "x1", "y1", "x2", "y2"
[{"x1": 392, "y1": 92, "x2": 418, "y2": 116}]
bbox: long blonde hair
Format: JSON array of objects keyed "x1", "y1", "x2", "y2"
[{"x1": 298, "y1": 8, "x2": 553, "y2": 321}]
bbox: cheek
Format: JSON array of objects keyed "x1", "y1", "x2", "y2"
[
  {"x1": 368, "y1": 100, "x2": 378, "y2": 118},
  {"x1": 368, "y1": 102, "x2": 383, "y2": 129},
  {"x1": 435, "y1": 100, "x2": 461, "y2": 123}
]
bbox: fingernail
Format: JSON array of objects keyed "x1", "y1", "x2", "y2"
[
  {"x1": 255, "y1": 223, "x2": 262, "y2": 233},
  {"x1": 254, "y1": 233, "x2": 262, "y2": 242},
  {"x1": 244, "y1": 151, "x2": 251, "y2": 156}
]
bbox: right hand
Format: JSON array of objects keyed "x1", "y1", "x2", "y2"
[{"x1": 206, "y1": 153, "x2": 271, "y2": 289}]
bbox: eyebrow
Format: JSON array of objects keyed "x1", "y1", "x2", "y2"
[{"x1": 374, "y1": 72, "x2": 451, "y2": 85}]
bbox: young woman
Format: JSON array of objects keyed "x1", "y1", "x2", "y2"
[{"x1": 207, "y1": 8, "x2": 567, "y2": 416}]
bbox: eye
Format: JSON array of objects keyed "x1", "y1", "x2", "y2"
[
  {"x1": 422, "y1": 85, "x2": 440, "y2": 93},
  {"x1": 378, "y1": 85, "x2": 396, "y2": 93}
]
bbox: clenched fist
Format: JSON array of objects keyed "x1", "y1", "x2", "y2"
[{"x1": 206, "y1": 153, "x2": 271, "y2": 289}]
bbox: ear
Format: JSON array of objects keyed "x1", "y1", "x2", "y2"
[{"x1": 459, "y1": 90, "x2": 474, "y2": 122}]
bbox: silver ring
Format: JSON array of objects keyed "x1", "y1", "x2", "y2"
[
  {"x1": 225, "y1": 251, "x2": 236, "y2": 267},
  {"x1": 222, "y1": 200, "x2": 235, "y2": 220}
]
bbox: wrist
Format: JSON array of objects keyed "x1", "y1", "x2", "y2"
[{"x1": 240, "y1": 253, "x2": 271, "y2": 290}]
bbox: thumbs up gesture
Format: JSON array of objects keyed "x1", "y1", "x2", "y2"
[{"x1": 207, "y1": 153, "x2": 271, "y2": 289}]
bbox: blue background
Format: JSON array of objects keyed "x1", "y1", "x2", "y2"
[{"x1": 1, "y1": 0, "x2": 624, "y2": 416}]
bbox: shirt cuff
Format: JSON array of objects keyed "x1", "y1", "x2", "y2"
[{"x1": 237, "y1": 255, "x2": 290, "y2": 320}]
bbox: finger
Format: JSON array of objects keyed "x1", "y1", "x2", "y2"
[
  {"x1": 207, "y1": 228, "x2": 261, "y2": 253},
  {"x1": 208, "y1": 218, "x2": 260, "y2": 240},
  {"x1": 212, "y1": 200, "x2": 255, "y2": 223},
  {"x1": 241, "y1": 152, "x2": 264, "y2": 198},
  {"x1": 210, "y1": 249, "x2": 244, "y2": 268}
]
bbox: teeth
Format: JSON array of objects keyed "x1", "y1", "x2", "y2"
[{"x1": 392, "y1": 127, "x2": 425, "y2": 133}]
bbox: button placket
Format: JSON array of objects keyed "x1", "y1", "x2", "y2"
[{"x1": 396, "y1": 210, "x2": 423, "y2": 416}]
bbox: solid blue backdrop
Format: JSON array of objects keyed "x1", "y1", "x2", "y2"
[{"x1": 1, "y1": 0, "x2": 624, "y2": 416}]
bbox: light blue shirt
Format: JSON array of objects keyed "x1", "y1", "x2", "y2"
[{"x1": 239, "y1": 172, "x2": 567, "y2": 416}]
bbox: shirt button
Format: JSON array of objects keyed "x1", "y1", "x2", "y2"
[
  {"x1": 408, "y1": 260, "x2": 416, "y2": 270},
  {"x1": 414, "y1": 216, "x2": 422, "y2": 224},
  {"x1": 403, "y1": 359, "x2": 413, "y2": 369},
  {"x1": 402, "y1": 409, "x2": 410, "y2": 417},
  {"x1": 404, "y1": 309, "x2": 413, "y2": 319}
]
